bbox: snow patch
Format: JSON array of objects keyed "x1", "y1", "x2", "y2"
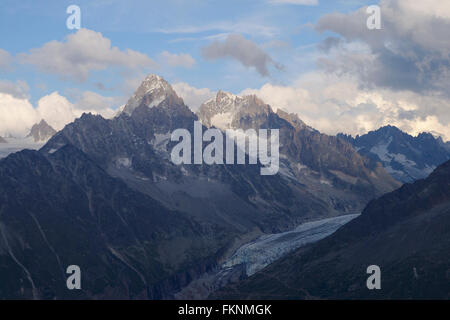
[
  {"x1": 370, "y1": 137, "x2": 392, "y2": 162},
  {"x1": 210, "y1": 112, "x2": 233, "y2": 130},
  {"x1": 392, "y1": 153, "x2": 417, "y2": 167},
  {"x1": 150, "y1": 132, "x2": 171, "y2": 152},
  {"x1": 116, "y1": 157, "x2": 132, "y2": 168}
]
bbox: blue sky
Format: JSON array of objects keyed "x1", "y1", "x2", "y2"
[
  {"x1": 0, "y1": 0, "x2": 371, "y2": 104},
  {"x1": 1, "y1": 0, "x2": 450, "y2": 141}
]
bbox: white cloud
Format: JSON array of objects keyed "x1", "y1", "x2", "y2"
[
  {"x1": 65, "y1": 89, "x2": 123, "y2": 112},
  {"x1": 18, "y1": 28, "x2": 157, "y2": 82},
  {"x1": 172, "y1": 82, "x2": 215, "y2": 111},
  {"x1": 36, "y1": 92, "x2": 117, "y2": 130},
  {"x1": 74, "y1": 91, "x2": 120, "y2": 113},
  {"x1": 241, "y1": 83, "x2": 314, "y2": 113},
  {"x1": 0, "y1": 90, "x2": 118, "y2": 137},
  {"x1": 159, "y1": 51, "x2": 195, "y2": 68},
  {"x1": 241, "y1": 72, "x2": 450, "y2": 141},
  {"x1": 0, "y1": 93, "x2": 39, "y2": 137},
  {"x1": 397, "y1": 0, "x2": 450, "y2": 19},
  {"x1": 36, "y1": 93, "x2": 80, "y2": 131}
]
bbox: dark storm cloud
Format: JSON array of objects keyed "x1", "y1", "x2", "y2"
[{"x1": 315, "y1": 0, "x2": 450, "y2": 95}]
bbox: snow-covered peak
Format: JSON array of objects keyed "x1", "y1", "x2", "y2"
[
  {"x1": 140, "y1": 74, "x2": 171, "y2": 93},
  {"x1": 122, "y1": 74, "x2": 181, "y2": 115},
  {"x1": 216, "y1": 90, "x2": 238, "y2": 104},
  {"x1": 197, "y1": 90, "x2": 270, "y2": 130}
]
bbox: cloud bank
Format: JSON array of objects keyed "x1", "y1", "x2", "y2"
[
  {"x1": 242, "y1": 71, "x2": 450, "y2": 141},
  {"x1": 315, "y1": 0, "x2": 450, "y2": 94},
  {"x1": 0, "y1": 91, "x2": 117, "y2": 137}
]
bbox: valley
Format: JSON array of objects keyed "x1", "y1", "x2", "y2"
[{"x1": 174, "y1": 214, "x2": 359, "y2": 299}]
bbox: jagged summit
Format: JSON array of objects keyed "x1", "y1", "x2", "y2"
[
  {"x1": 122, "y1": 74, "x2": 183, "y2": 115},
  {"x1": 27, "y1": 119, "x2": 56, "y2": 142},
  {"x1": 197, "y1": 90, "x2": 270, "y2": 130},
  {"x1": 275, "y1": 109, "x2": 312, "y2": 131},
  {"x1": 338, "y1": 125, "x2": 450, "y2": 183}
]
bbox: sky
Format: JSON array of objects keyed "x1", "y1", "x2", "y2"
[{"x1": 1, "y1": 0, "x2": 450, "y2": 140}]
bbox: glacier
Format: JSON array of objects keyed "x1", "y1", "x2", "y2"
[
  {"x1": 174, "y1": 214, "x2": 359, "y2": 299},
  {"x1": 222, "y1": 213, "x2": 360, "y2": 276}
]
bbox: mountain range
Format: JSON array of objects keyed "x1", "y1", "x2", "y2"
[
  {"x1": 0, "y1": 74, "x2": 447, "y2": 299},
  {"x1": 197, "y1": 89, "x2": 400, "y2": 209},
  {"x1": 215, "y1": 159, "x2": 450, "y2": 299},
  {"x1": 338, "y1": 126, "x2": 450, "y2": 183},
  {"x1": 0, "y1": 74, "x2": 400, "y2": 299}
]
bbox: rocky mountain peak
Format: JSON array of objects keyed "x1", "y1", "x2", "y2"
[
  {"x1": 339, "y1": 125, "x2": 450, "y2": 183},
  {"x1": 276, "y1": 109, "x2": 310, "y2": 131},
  {"x1": 0, "y1": 136, "x2": 6, "y2": 143},
  {"x1": 197, "y1": 91, "x2": 271, "y2": 129},
  {"x1": 215, "y1": 90, "x2": 237, "y2": 103},
  {"x1": 122, "y1": 74, "x2": 183, "y2": 115},
  {"x1": 26, "y1": 119, "x2": 56, "y2": 142}
]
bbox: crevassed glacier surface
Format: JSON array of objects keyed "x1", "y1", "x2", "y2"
[{"x1": 223, "y1": 214, "x2": 360, "y2": 276}]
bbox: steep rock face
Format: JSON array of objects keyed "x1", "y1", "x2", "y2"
[
  {"x1": 0, "y1": 136, "x2": 6, "y2": 143},
  {"x1": 0, "y1": 146, "x2": 222, "y2": 299},
  {"x1": 27, "y1": 120, "x2": 56, "y2": 142},
  {"x1": 215, "y1": 160, "x2": 450, "y2": 299},
  {"x1": 197, "y1": 91, "x2": 401, "y2": 213},
  {"x1": 338, "y1": 126, "x2": 450, "y2": 183}
]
